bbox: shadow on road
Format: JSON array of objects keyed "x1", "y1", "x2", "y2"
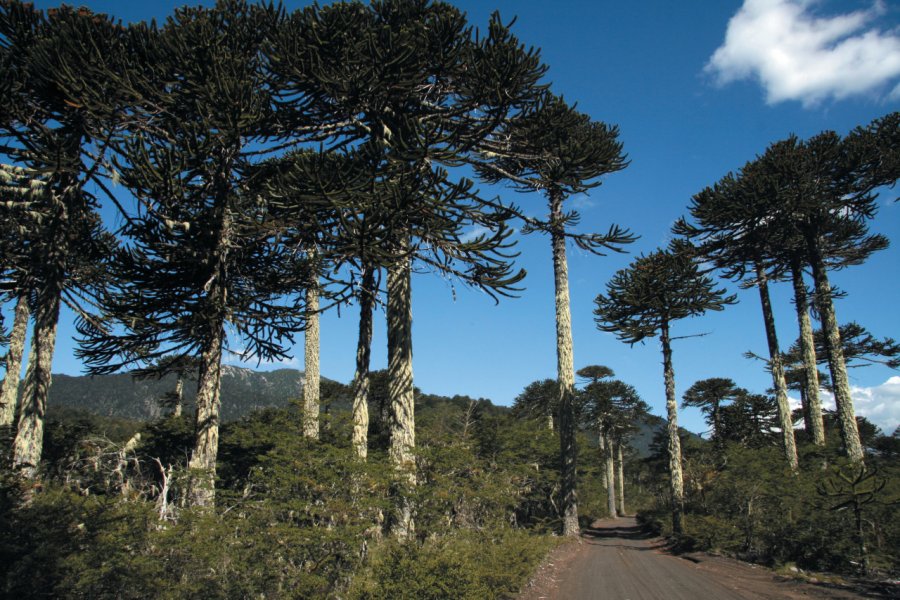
[{"x1": 580, "y1": 520, "x2": 666, "y2": 550}]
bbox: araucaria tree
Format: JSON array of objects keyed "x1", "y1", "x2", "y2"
[
  {"x1": 269, "y1": 0, "x2": 545, "y2": 535},
  {"x1": 682, "y1": 377, "x2": 745, "y2": 449},
  {"x1": 594, "y1": 241, "x2": 734, "y2": 534},
  {"x1": 0, "y1": 4, "x2": 127, "y2": 476},
  {"x1": 76, "y1": 2, "x2": 310, "y2": 506},
  {"x1": 678, "y1": 165, "x2": 801, "y2": 472},
  {"x1": 476, "y1": 93, "x2": 632, "y2": 536}
]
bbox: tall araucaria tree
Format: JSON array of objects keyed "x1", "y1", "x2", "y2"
[
  {"x1": 749, "y1": 118, "x2": 896, "y2": 464},
  {"x1": 594, "y1": 241, "x2": 735, "y2": 535},
  {"x1": 0, "y1": 3, "x2": 130, "y2": 476},
  {"x1": 677, "y1": 164, "x2": 803, "y2": 472},
  {"x1": 75, "y1": 1, "x2": 314, "y2": 507},
  {"x1": 475, "y1": 93, "x2": 633, "y2": 536}
]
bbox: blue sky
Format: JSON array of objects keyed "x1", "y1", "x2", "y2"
[{"x1": 16, "y1": 0, "x2": 900, "y2": 435}]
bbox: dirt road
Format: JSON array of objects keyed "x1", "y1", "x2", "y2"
[{"x1": 519, "y1": 517, "x2": 873, "y2": 600}]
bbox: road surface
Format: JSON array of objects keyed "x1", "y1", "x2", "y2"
[{"x1": 519, "y1": 517, "x2": 871, "y2": 600}]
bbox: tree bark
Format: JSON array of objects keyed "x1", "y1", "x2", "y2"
[
  {"x1": 187, "y1": 322, "x2": 224, "y2": 507},
  {"x1": 605, "y1": 432, "x2": 617, "y2": 518},
  {"x1": 616, "y1": 442, "x2": 626, "y2": 516},
  {"x1": 661, "y1": 321, "x2": 684, "y2": 535},
  {"x1": 352, "y1": 266, "x2": 375, "y2": 460},
  {"x1": 172, "y1": 374, "x2": 184, "y2": 418},
  {"x1": 388, "y1": 240, "x2": 415, "y2": 538},
  {"x1": 755, "y1": 263, "x2": 799, "y2": 473},
  {"x1": 13, "y1": 289, "x2": 60, "y2": 478},
  {"x1": 550, "y1": 191, "x2": 579, "y2": 537},
  {"x1": 302, "y1": 282, "x2": 320, "y2": 440},
  {"x1": 790, "y1": 259, "x2": 825, "y2": 446},
  {"x1": 806, "y1": 239, "x2": 865, "y2": 464},
  {"x1": 1, "y1": 295, "x2": 30, "y2": 427},
  {"x1": 598, "y1": 433, "x2": 608, "y2": 489}
]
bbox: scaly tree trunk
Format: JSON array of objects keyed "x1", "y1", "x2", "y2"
[
  {"x1": 616, "y1": 442, "x2": 626, "y2": 516},
  {"x1": 186, "y1": 206, "x2": 231, "y2": 507},
  {"x1": 388, "y1": 239, "x2": 415, "y2": 538},
  {"x1": 605, "y1": 431, "x2": 617, "y2": 518},
  {"x1": 187, "y1": 322, "x2": 224, "y2": 507},
  {"x1": 352, "y1": 266, "x2": 376, "y2": 460},
  {"x1": 13, "y1": 290, "x2": 60, "y2": 478},
  {"x1": 755, "y1": 263, "x2": 799, "y2": 473},
  {"x1": 550, "y1": 191, "x2": 579, "y2": 537},
  {"x1": 172, "y1": 374, "x2": 184, "y2": 418},
  {"x1": 302, "y1": 282, "x2": 321, "y2": 440},
  {"x1": 598, "y1": 433, "x2": 608, "y2": 489},
  {"x1": 790, "y1": 258, "x2": 824, "y2": 446},
  {"x1": 660, "y1": 321, "x2": 684, "y2": 535},
  {"x1": 806, "y1": 239, "x2": 864, "y2": 464},
  {"x1": 1, "y1": 295, "x2": 30, "y2": 427}
]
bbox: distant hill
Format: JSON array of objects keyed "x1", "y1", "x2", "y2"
[
  {"x1": 43, "y1": 367, "x2": 696, "y2": 457},
  {"x1": 47, "y1": 365, "x2": 309, "y2": 422}
]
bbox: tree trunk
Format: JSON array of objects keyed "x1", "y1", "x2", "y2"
[
  {"x1": 172, "y1": 374, "x2": 184, "y2": 418},
  {"x1": 550, "y1": 191, "x2": 579, "y2": 537},
  {"x1": 605, "y1": 432, "x2": 617, "y2": 518},
  {"x1": 302, "y1": 282, "x2": 320, "y2": 440},
  {"x1": 1, "y1": 294, "x2": 30, "y2": 427},
  {"x1": 13, "y1": 290, "x2": 60, "y2": 478},
  {"x1": 661, "y1": 321, "x2": 684, "y2": 535},
  {"x1": 388, "y1": 241, "x2": 415, "y2": 538},
  {"x1": 616, "y1": 442, "x2": 626, "y2": 516},
  {"x1": 598, "y1": 433, "x2": 608, "y2": 489},
  {"x1": 186, "y1": 205, "x2": 231, "y2": 507},
  {"x1": 806, "y1": 239, "x2": 864, "y2": 464},
  {"x1": 352, "y1": 266, "x2": 375, "y2": 460},
  {"x1": 755, "y1": 263, "x2": 799, "y2": 473},
  {"x1": 187, "y1": 322, "x2": 224, "y2": 507},
  {"x1": 712, "y1": 402, "x2": 722, "y2": 449},
  {"x1": 790, "y1": 258, "x2": 825, "y2": 446}
]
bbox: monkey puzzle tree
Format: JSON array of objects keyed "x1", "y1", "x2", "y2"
[
  {"x1": 511, "y1": 379, "x2": 560, "y2": 431},
  {"x1": 682, "y1": 377, "x2": 746, "y2": 449},
  {"x1": 269, "y1": 0, "x2": 545, "y2": 535},
  {"x1": 753, "y1": 118, "x2": 897, "y2": 464},
  {"x1": 594, "y1": 241, "x2": 734, "y2": 534},
  {"x1": 75, "y1": 1, "x2": 315, "y2": 506},
  {"x1": 579, "y1": 377, "x2": 647, "y2": 518},
  {"x1": 475, "y1": 92, "x2": 633, "y2": 535},
  {"x1": 0, "y1": 3, "x2": 130, "y2": 476},
  {"x1": 677, "y1": 164, "x2": 801, "y2": 472}
]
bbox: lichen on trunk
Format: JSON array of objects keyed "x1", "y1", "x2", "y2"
[
  {"x1": 302, "y1": 282, "x2": 321, "y2": 440},
  {"x1": 1, "y1": 295, "x2": 30, "y2": 427},
  {"x1": 755, "y1": 263, "x2": 799, "y2": 472},
  {"x1": 352, "y1": 266, "x2": 375, "y2": 460},
  {"x1": 807, "y1": 241, "x2": 864, "y2": 464},
  {"x1": 13, "y1": 290, "x2": 60, "y2": 478},
  {"x1": 187, "y1": 325, "x2": 224, "y2": 507},
  {"x1": 661, "y1": 322, "x2": 684, "y2": 535},
  {"x1": 605, "y1": 432, "x2": 617, "y2": 518},
  {"x1": 387, "y1": 243, "x2": 415, "y2": 538},
  {"x1": 789, "y1": 260, "x2": 825, "y2": 446},
  {"x1": 616, "y1": 443, "x2": 625, "y2": 516},
  {"x1": 550, "y1": 192, "x2": 580, "y2": 537}
]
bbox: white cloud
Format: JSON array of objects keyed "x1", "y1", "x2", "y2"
[
  {"x1": 706, "y1": 0, "x2": 900, "y2": 106},
  {"x1": 806, "y1": 376, "x2": 900, "y2": 434},
  {"x1": 850, "y1": 376, "x2": 900, "y2": 435}
]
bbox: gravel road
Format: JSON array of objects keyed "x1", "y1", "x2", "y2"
[{"x1": 519, "y1": 517, "x2": 873, "y2": 600}]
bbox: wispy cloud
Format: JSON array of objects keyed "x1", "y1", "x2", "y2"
[{"x1": 706, "y1": 0, "x2": 900, "y2": 107}]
